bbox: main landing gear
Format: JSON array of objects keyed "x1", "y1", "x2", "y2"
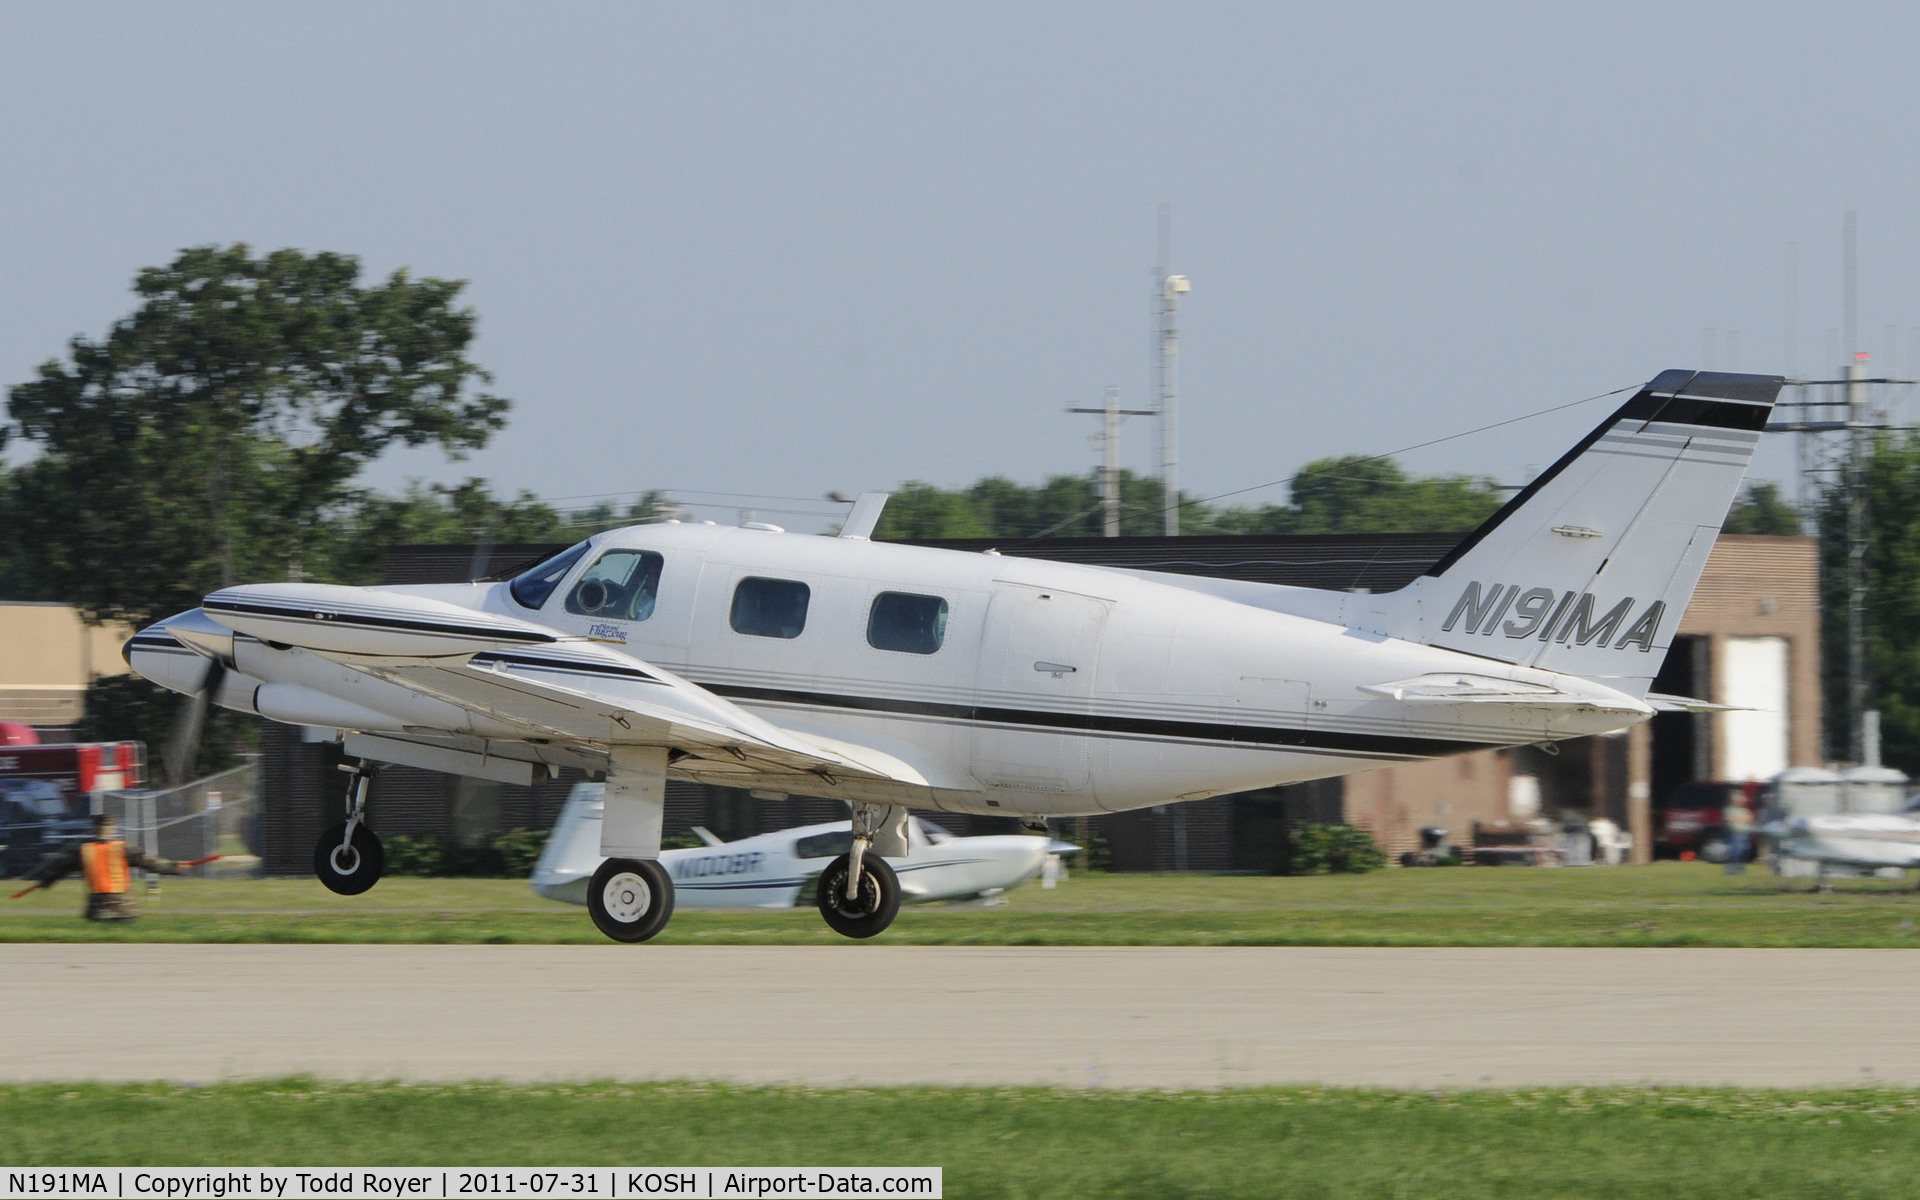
[
  {"x1": 314, "y1": 760, "x2": 384, "y2": 895},
  {"x1": 816, "y1": 803, "x2": 903, "y2": 939},
  {"x1": 588, "y1": 858, "x2": 676, "y2": 942}
]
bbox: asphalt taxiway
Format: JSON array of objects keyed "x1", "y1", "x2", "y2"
[{"x1": 8, "y1": 945, "x2": 1917, "y2": 1088}]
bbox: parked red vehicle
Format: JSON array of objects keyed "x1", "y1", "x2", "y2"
[
  {"x1": 0, "y1": 738, "x2": 144, "y2": 878},
  {"x1": 1656, "y1": 780, "x2": 1760, "y2": 862}
]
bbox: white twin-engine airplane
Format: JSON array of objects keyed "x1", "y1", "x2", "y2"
[
  {"x1": 126, "y1": 370, "x2": 1782, "y2": 942},
  {"x1": 528, "y1": 783, "x2": 1076, "y2": 909}
]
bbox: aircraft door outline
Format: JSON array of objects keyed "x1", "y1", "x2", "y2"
[{"x1": 970, "y1": 584, "x2": 1111, "y2": 797}]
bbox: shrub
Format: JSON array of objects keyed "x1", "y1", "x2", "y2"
[
  {"x1": 382, "y1": 833, "x2": 449, "y2": 877},
  {"x1": 1286, "y1": 824, "x2": 1386, "y2": 875},
  {"x1": 381, "y1": 827, "x2": 551, "y2": 877},
  {"x1": 489, "y1": 827, "x2": 550, "y2": 876},
  {"x1": 1077, "y1": 826, "x2": 1112, "y2": 872}
]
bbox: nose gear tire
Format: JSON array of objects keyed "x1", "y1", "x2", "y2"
[
  {"x1": 314, "y1": 823, "x2": 385, "y2": 895},
  {"x1": 816, "y1": 852, "x2": 901, "y2": 939},
  {"x1": 588, "y1": 857, "x2": 675, "y2": 943}
]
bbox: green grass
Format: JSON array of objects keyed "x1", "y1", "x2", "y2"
[
  {"x1": 5, "y1": 1079, "x2": 1920, "y2": 1198},
  {"x1": 5, "y1": 863, "x2": 1920, "y2": 946}
]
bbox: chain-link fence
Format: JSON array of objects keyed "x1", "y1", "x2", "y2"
[{"x1": 104, "y1": 758, "x2": 263, "y2": 878}]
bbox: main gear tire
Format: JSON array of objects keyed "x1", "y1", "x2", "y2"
[
  {"x1": 314, "y1": 823, "x2": 385, "y2": 895},
  {"x1": 588, "y1": 857, "x2": 676, "y2": 943},
  {"x1": 816, "y1": 852, "x2": 901, "y2": 939}
]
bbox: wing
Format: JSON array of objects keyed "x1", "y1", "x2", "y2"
[
  {"x1": 361, "y1": 643, "x2": 930, "y2": 786},
  {"x1": 200, "y1": 582, "x2": 933, "y2": 789}
]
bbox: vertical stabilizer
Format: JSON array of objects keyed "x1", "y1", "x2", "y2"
[{"x1": 1394, "y1": 370, "x2": 1783, "y2": 697}]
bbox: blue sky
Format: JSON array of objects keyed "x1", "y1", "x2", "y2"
[{"x1": 4, "y1": 2, "x2": 1917, "y2": 528}]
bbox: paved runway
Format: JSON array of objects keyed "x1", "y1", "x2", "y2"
[{"x1": 9, "y1": 945, "x2": 1919, "y2": 1089}]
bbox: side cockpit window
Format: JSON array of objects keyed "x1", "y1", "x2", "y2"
[
  {"x1": 507, "y1": 543, "x2": 589, "y2": 610},
  {"x1": 794, "y1": 830, "x2": 853, "y2": 859},
  {"x1": 565, "y1": 550, "x2": 665, "y2": 621}
]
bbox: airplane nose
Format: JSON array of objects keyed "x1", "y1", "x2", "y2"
[
  {"x1": 161, "y1": 607, "x2": 237, "y2": 662},
  {"x1": 123, "y1": 609, "x2": 232, "y2": 693}
]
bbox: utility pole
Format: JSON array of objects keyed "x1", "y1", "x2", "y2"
[
  {"x1": 1844, "y1": 210, "x2": 1872, "y2": 767},
  {"x1": 1847, "y1": 349, "x2": 1871, "y2": 765},
  {"x1": 1154, "y1": 206, "x2": 1191, "y2": 535},
  {"x1": 1773, "y1": 213, "x2": 1916, "y2": 763},
  {"x1": 1069, "y1": 387, "x2": 1155, "y2": 536}
]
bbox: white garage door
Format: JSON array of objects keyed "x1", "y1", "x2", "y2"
[{"x1": 1722, "y1": 636, "x2": 1788, "y2": 782}]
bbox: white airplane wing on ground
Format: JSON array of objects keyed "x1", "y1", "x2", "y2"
[{"x1": 1767, "y1": 814, "x2": 1920, "y2": 871}]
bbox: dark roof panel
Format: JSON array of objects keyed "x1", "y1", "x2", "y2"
[
  {"x1": 383, "y1": 534, "x2": 1463, "y2": 592},
  {"x1": 899, "y1": 533, "x2": 1461, "y2": 592}
]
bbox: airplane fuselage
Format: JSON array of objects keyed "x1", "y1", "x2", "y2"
[{"x1": 137, "y1": 520, "x2": 1650, "y2": 819}]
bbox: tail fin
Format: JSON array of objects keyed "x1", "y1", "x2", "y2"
[{"x1": 1392, "y1": 370, "x2": 1783, "y2": 696}]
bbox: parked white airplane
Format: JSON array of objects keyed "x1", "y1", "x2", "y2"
[
  {"x1": 1763, "y1": 766, "x2": 1920, "y2": 881},
  {"x1": 529, "y1": 782, "x2": 1073, "y2": 908},
  {"x1": 125, "y1": 370, "x2": 1781, "y2": 942}
]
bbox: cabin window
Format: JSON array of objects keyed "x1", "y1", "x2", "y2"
[
  {"x1": 730, "y1": 577, "x2": 811, "y2": 639},
  {"x1": 794, "y1": 830, "x2": 853, "y2": 859},
  {"x1": 564, "y1": 550, "x2": 664, "y2": 621},
  {"x1": 507, "y1": 543, "x2": 589, "y2": 610},
  {"x1": 867, "y1": 591, "x2": 948, "y2": 655}
]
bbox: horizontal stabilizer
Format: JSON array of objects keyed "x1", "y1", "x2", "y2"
[
  {"x1": 1645, "y1": 692, "x2": 1743, "y2": 714},
  {"x1": 1359, "y1": 673, "x2": 1649, "y2": 714}
]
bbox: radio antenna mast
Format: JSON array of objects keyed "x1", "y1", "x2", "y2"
[{"x1": 1154, "y1": 206, "x2": 1191, "y2": 535}]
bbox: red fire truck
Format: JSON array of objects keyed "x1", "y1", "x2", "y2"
[{"x1": 0, "y1": 726, "x2": 144, "y2": 877}]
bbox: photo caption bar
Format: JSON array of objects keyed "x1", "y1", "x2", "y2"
[{"x1": 0, "y1": 1170, "x2": 940, "y2": 1200}]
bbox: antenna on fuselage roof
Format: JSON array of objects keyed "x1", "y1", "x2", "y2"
[{"x1": 836, "y1": 492, "x2": 891, "y2": 540}]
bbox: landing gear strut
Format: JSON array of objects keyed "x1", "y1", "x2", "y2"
[
  {"x1": 314, "y1": 760, "x2": 384, "y2": 895},
  {"x1": 817, "y1": 803, "x2": 902, "y2": 939}
]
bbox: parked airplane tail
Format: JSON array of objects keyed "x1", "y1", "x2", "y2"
[{"x1": 1383, "y1": 370, "x2": 1784, "y2": 697}]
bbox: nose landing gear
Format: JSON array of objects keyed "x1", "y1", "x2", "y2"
[
  {"x1": 314, "y1": 760, "x2": 384, "y2": 896},
  {"x1": 816, "y1": 851, "x2": 900, "y2": 938},
  {"x1": 816, "y1": 803, "x2": 904, "y2": 938}
]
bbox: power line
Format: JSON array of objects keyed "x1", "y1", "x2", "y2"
[{"x1": 1009, "y1": 380, "x2": 1640, "y2": 543}]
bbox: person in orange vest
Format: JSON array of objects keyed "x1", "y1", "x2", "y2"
[{"x1": 21, "y1": 812, "x2": 189, "y2": 920}]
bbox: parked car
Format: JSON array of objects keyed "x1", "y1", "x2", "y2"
[{"x1": 1657, "y1": 780, "x2": 1761, "y2": 862}]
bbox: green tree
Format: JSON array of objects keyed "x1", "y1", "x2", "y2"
[
  {"x1": 1724, "y1": 481, "x2": 1802, "y2": 536},
  {"x1": 1819, "y1": 435, "x2": 1920, "y2": 771},
  {"x1": 873, "y1": 481, "x2": 995, "y2": 539},
  {"x1": 4, "y1": 244, "x2": 508, "y2": 628},
  {"x1": 317, "y1": 480, "x2": 567, "y2": 585},
  {"x1": 873, "y1": 460, "x2": 1502, "y2": 542},
  {"x1": 0, "y1": 462, "x2": 19, "y2": 599},
  {"x1": 1239, "y1": 456, "x2": 1503, "y2": 535}
]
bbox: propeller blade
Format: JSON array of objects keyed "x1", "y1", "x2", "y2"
[{"x1": 162, "y1": 657, "x2": 224, "y2": 787}]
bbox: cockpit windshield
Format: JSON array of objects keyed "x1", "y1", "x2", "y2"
[{"x1": 508, "y1": 543, "x2": 590, "y2": 610}]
